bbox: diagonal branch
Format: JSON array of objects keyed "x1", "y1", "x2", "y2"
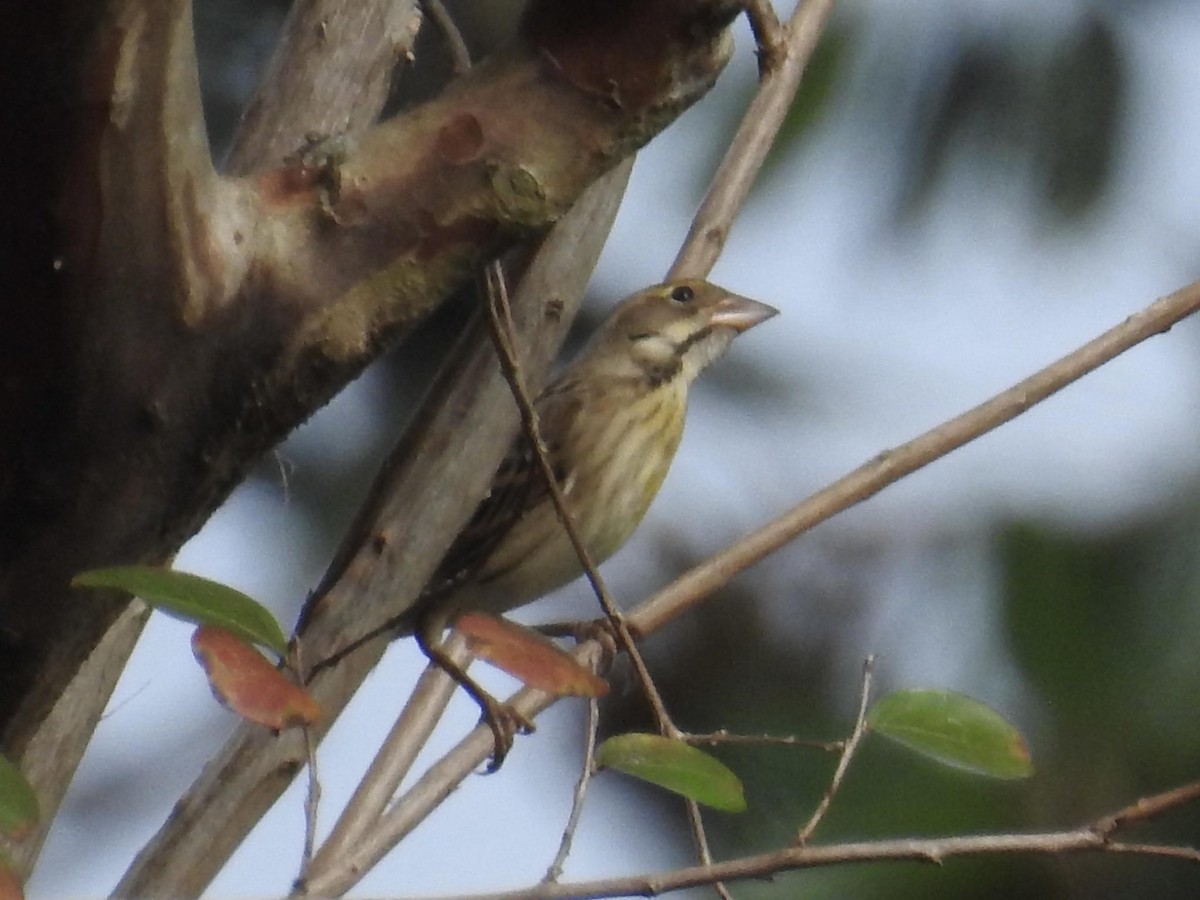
[
  {"x1": 795, "y1": 655, "x2": 874, "y2": 844},
  {"x1": 670, "y1": 0, "x2": 837, "y2": 280},
  {"x1": 225, "y1": 0, "x2": 423, "y2": 174},
  {"x1": 115, "y1": 161, "x2": 636, "y2": 900},
  {"x1": 410, "y1": 781, "x2": 1200, "y2": 900},
  {"x1": 330, "y1": 275, "x2": 1200, "y2": 895},
  {"x1": 630, "y1": 277, "x2": 1200, "y2": 637}
]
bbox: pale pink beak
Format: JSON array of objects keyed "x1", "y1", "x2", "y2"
[{"x1": 709, "y1": 292, "x2": 780, "y2": 332}]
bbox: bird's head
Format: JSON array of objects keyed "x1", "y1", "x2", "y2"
[{"x1": 586, "y1": 279, "x2": 779, "y2": 388}]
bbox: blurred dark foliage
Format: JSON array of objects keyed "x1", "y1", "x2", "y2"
[
  {"x1": 896, "y1": 10, "x2": 1123, "y2": 224},
  {"x1": 600, "y1": 506, "x2": 1200, "y2": 898}
]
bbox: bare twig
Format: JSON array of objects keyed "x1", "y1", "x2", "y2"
[
  {"x1": 299, "y1": 636, "x2": 469, "y2": 888},
  {"x1": 741, "y1": 0, "x2": 786, "y2": 76},
  {"x1": 300, "y1": 727, "x2": 321, "y2": 871},
  {"x1": 685, "y1": 730, "x2": 843, "y2": 752},
  {"x1": 1093, "y1": 779, "x2": 1200, "y2": 835},
  {"x1": 543, "y1": 699, "x2": 601, "y2": 884},
  {"x1": 401, "y1": 778, "x2": 1200, "y2": 899},
  {"x1": 484, "y1": 265, "x2": 738, "y2": 885},
  {"x1": 670, "y1": 0, "x2": 837, "y2": 279},
  {"x1": 481, "y1": 264, "x2": 676, "y2": 738},
  {"x1": 682, "y1": 796, "x2": 729, "y2": 900},
  {"x1": 1104, "y1": 842, "x2": 1200, "y2": 863},
  {"x1": 796, "y1": 656, "x2": 874, "y2": 844},
  {"x1": 423, "y1": 0, "x2": 471, "y2": 75},
  {"x1": 630, "y1": 3, "x2": 841, "y2": 883},
  {"x1": 298, "y1": 643, "x2": 611, "y2": 895}
]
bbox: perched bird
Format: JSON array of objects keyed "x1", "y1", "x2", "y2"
[{"x1": 330, "y1": 279, "x2": 778, "y2": 764}]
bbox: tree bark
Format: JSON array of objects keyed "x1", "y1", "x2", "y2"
[{"x1": 0, "y1": 0, "x2": 740, "y2": 874}]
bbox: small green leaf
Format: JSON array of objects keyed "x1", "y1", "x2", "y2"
[
  {"x1": 73, "y1": 566, "x2": 288, "y2": 657},
  {"x1": 867, "y1": 689, "x2": 1033, "y2": 780},
  {"x1": 0, "y1": 753, "x2": 39, "y2": 840},
  {"x1": 596, "y1": 733, "x2": 747, "y2": 812}
]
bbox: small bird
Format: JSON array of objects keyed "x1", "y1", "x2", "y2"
[{"x1": 331, "y1": 279, "x2": 778, "y2": 764}]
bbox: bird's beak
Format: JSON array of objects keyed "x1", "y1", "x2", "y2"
[{"x1": 709, "y1": 291, "x2": 780, "y2": 332}]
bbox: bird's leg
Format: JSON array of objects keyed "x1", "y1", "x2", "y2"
[
  {"x1": 535, "y1": 616, "x2": 621, "y2": 657},
  {"x1": 532, "y1": 620, "x2": 593, "y2": 640},
  {"x1": 415, "y1": 612, "x2": 535, "y2": 772},
  {"x1": 306, "y1": 611, "x2": 409, "y2": 678}
]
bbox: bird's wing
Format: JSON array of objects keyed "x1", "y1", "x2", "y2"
[{"x1": 422, "y1": 386, "x2": 581, "y2": 598}]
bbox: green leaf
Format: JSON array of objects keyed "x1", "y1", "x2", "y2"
[
  {"x1": 867, "y1": 689, "x2": 1033, "y2": 780},
  {"x1": 596, "y1": 733, "x2": 747, "y2": 812},
  {"x1": 73, "y1": 566, "x2": 288, "y2": 657},
  {"x1": 0, "y1": 753, "x2": 39, "y2": 840}
]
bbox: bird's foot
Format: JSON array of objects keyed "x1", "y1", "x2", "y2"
[{"x1": 477, "y1": 696, "x2": 536, "y2": 773}]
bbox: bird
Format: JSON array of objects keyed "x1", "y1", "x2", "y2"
[{"x1": 326, "y1": 279, "x2": 779, "y2": 766}]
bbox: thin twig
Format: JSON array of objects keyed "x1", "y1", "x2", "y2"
[
  {"x1": 1103, "y1": 842, "x2": 1200, "y2": 863},
  {"x1": 481, "y1": 263, "x2": 677, "y2": 738},
  {"x1": 300, "y1": 644, "x2": 610, "y2": 895},
  {"x1": 796, "y1": 656, "x2": 874, "y2": 844},
  {"x1": 685, "y1": 730, "x2": 843, "y2": 752},
  {"x1": 291, "y1": 637, "x2": 321, "y2": 874},
  {"x1": 301, "y1": 726, "x2": 321, "y2": 869},
  {"x1": 741, "y1": 0, "x2": 787, "y2": 76},
  {"x1": 669, "y1": 0, "x2": 837, "y2": 280},
  {"x1": 401, "y1": 777, "x2": 1200, "y2": 899},
  {"x1": 543, "y1": 699, "x2": 602, "y2": 883},
  {"x1": 1093, "y1": 779, "x2": 1200, "y2": 834},
  {"x1": 423, "y1": 0, "x2": 471, "y2": 75},
  {"x1": 299, "y1": 636, "x2": 469, "y2": 889},
  {"x1": 644, "y1": 2, "x2": 840, "y2": 881},
  {"x1": 681, "y1": 796, "x2": 730, "y2": 900}
]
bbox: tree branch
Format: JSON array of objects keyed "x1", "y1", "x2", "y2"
[
  {"x1": 319, "y1": 274, "x2": 1200, "y2": 894},
  {"x1": 115, "y1": 161, "x2": 635, "y2": 899},
  {"x1": 670, "y1": 0, "x2": 837, "y2": 279},
  {"x1": 3, "y1": 0, "x2": 741, "y2": 876},
  {"x1": 422, "y1": 803, "x2": 1200, "y2": 900},
  {"x1": 630, "y1": 278, "x2": 1200, "y2": 637},
  {"x1": 225, "y1": 0, "x2": 423, "y2": 174}
]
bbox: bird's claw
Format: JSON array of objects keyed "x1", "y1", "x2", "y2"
[{"x1": 480, "y1": 698, "x2": 535, "y2": 773}]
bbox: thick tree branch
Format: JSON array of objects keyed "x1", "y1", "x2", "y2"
[
  {"x1": 1, "y1": 0, "x2": 741, "y2": 873},
  {"x1": 225, "y1": 0, "x2": 423, "y2": 175},
  {"x1": 1, "y1": 0, "x2": 222, "y2": 864},
  {"x1": 115, "y1": 161, "x2": 635, "y2": 899}
]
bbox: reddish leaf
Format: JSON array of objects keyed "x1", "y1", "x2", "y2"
[
  {"x1": 192, "y1": 626, "x2": 321, "y2": 730},
  {"x1": 0, "y1": 857, "x2": 23, "y2": 900},
  {"x1": 456, "y1": 612, "x2": 609, "y2": 697}
]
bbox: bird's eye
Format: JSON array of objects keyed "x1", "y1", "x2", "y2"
[{"x1": 669, "y1": 285, "x2": 695, "y2": 304}]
